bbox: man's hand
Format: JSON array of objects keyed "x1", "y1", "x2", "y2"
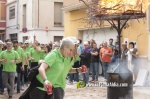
[
  {"x1": 10, "y1": 60, "x2": 15, "y2": 64},
  {"x1": 31, "y1": 57, "x2": 35, "y2": 61},
  {"x1": 27, "y1": 66, "x2": 30, "y2": 69},
  {"x1": 21, "y1": 65, "x2": 24, "y2": 71},
  {"x1": 44, "y1": 80, "x2": 52, "y2": 91},
  {"x1": 2, "y1": 58, "x2": 7, "y2": 62}
]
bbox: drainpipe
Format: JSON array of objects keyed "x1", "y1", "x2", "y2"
[
  {"x1": 38, "y1": 0, "x2": 39, "y2": 28},
  {"x1": 16, "y1": 0, "x2": 19, "y2": 40}
]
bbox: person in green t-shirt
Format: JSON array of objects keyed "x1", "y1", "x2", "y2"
[
  {"x1": 28, "y1": 37, "x2": 82, "y2": 99},
  {"x1": 0, "y1": 40, "x2": 4, "y2": 94},
  {"x1": 29, "y1": 40, "x2": 43, "y2": 68},
  {"x1": 40, "y1": 45, "x2": 52, "y2": 60},
  {"x1": 13, "y1": 40, "x2": 25, "y2": 93},
  {"x1": 21, "y1": 44, "x2": 30, "y2": 85},
  {"x1": 0, "y1": 41, "x2": 20, "y2": 99},
  {"x1": 24, "y1": 40, "x2": 32, "y2": 53}
]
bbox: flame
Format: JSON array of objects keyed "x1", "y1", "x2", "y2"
[{"x1": 97, "y1": 0, "x2": 150, "y2": 15}]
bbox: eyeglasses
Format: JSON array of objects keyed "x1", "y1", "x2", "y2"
[
  {"x1": 25, "y1": 43, "x2": 29, "y2": 44},
  {"x1": 7, "y1": 43, "x2": 12, "y2": 46}
]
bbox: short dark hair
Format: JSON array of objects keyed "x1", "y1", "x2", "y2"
[
  {"x1": 78, "y1": 39, "x2": 82, "y2": 44},
  {"x1": 5, "y1": 39, "x2": 11, "y2": 43},
  {"x1": 109, "y1": 38, "x2": 113, "y2": 41},
  {"x1": 13, "y1": 40, "x2": 18, "y2": 44},
  {"x1": 129, "y1": 42, "x2": 135, "y2": 48}
]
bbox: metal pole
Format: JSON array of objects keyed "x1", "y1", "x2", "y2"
[{"x1": 117, "y1": 18, "x2": 121, "y2": 59}]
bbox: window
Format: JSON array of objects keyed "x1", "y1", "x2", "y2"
[
  {"x1": 54, "y1": 2, "x2": 63, "y2": 27},
  {"x1": 23, "y1": 4, "x2": 26, "y2": 27},
  {"x1": 54, "y1": 36, "x2": 63, "y2": 42},
  {"x1": 23, "y1": 36, "x2": 28, "y2": 42},
  {"x1": 9, "y1": 6, "x2": 15, "y2": 19},
  {"x1": 0, "y1": 33, "x2": 5, "y2": 42},
  {"x1": 10, "y1": 34, "x2": 17, "y2": 41}
]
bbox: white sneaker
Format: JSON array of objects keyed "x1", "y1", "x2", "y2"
[{"x1": 21, "y1": 86, "x2": 24, "y2": 91}]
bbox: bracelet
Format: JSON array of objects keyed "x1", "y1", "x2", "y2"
[{"x1": 43, "y1": 78, "x2": 48, "y2": 82}]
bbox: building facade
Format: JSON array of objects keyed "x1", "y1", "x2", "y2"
[
  {"x1": 63, "y1": 0, "x2": 149, "y2": 57},
  {"x1": 6, "y1": 0, "x2": 64, "y2": 44},
  {"x1": 0, "y1": 0, "x2": 6, "y2": 41}
]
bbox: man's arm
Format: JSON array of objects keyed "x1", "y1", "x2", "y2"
[
  {"x1": 69, "y1": 68, "x2": 82, "y2": 74},
  {"x1": 38, "y1": 62, "x2": 49, "y2": 81},
  {"x1": 38, "y1": 62, "x2": 52, "y2": 90},
  {"x1": 91, "y1": 51, "x2": 98, "y2": 56},
  {"x1": 99, "y1": 49, "x2": 103, "y2": 62},
  {"x1": 35, "y1": 46, "x2": 43, "y2": 53}
]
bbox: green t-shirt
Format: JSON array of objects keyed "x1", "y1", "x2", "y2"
[
  {"x1": 26, "y1": 45, "x2": 32, "y2": 53},
  {"x1": 0, "y1": 50, "x2": 2, "y2": 53},
  {"x1": 40, "y1": 51, "x2": 46, "y2": 60},
  {"x1": 0, "y1": 50, "x2": 20, "y2": 72},
  {"x1": 53, "y1": 55, "x2": 80, "y2": 89},
  {"x1": 36, "y1": 48, "x2": 65, "y2": 91},
  {"x1": 13, "y1": 47, "x2": 24, "y2": 62},
  {"x1": 24, "y1": 51, "x2": 29, "y2": 66},
  {"x1": 29, "y1": 47, "x2": 41, "y2": 62},
  {"x1": 0, "y1": 49, "x2": 3, "y2": 67},
  {"x1": 53, "y1": 57, "x2": 74, "y2": 89}
]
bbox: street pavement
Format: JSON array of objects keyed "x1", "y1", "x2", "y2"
[{"x1": 0, "y1": 77, "x2": 150, "y2": 99}]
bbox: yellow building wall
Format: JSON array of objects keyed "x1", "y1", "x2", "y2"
[
  {"x1": 122, "y1": 19, "x2": 148, "y2": 56},
  {"x1": 64, "y1": 9, "x2": 87, "y2": 37},
  {"x1": 64, "y1": 9, "x2": 148, "y2": 56},
  {"x1": 64, "y1": 9, "x2": 111, "y2": 37}
]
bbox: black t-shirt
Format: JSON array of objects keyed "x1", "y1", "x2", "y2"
[{"x1": 91, "y1": 48, "x2": 99, "y2": 62}]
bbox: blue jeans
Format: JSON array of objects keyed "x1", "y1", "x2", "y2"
[
  {"x1": 69, "y1": 73, "x2": 79, "y2": 82},
  {"x1": 17, "y1": 73, "x2": 21, "y2": 91},
  {"x1": 0, "y1": 65, "x2": 4, "y2": 92},
  {"x1": 74, "y1": 73, "x2": 79, "y2": 82},
  {"x1": 102, "y1": 62, "x2": 110, "y2": 79},
  {"x1": 83, "y1": 68, "x2": 90, "y2": 84},
  {"x1": 91, "y1": 62, "x2": 99, "y2": 80},
  {"x1": 69, "y1": 74, "x2": 74, "y2": 82}
]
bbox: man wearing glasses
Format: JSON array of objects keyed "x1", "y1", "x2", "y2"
[
  {"x1": 24, "y1": 40, "x2": 32, "y2": 53},
  {"x1": 13, "y1": 40, "x2": 25, "y2": 93},
  {"x1": 0, "y1": 41, "x2": 20, "y2": 99}
]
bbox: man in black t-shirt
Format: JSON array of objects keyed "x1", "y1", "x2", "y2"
[{"x1": 90, "y1": 43, "x2": 99, "y2": 82}]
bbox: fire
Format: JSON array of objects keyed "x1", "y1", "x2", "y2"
[{"x1": 97, "y1": 0, "x2": 150, "y2": 15}]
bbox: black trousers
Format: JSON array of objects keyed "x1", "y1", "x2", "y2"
[
  {"x1": 29, "y1": 87, "x2": 54, "y2": 99},
  {"x1": 24, "y1": 65, "x2": 29, "y2": 83},
  {"x1": 53, "y1": 87, "x2": 64, "y2": 99},
  {"x1": 31, "y1": 62, "x2": 38, "y2": 68}
]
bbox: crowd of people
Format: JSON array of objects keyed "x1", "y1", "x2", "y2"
[
  {"x1": 68, "y1": 37, "x2": 138, "y2": 85},
  {"x1": 0, "y1": 36, "x2": 138, "y2": 99}
]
